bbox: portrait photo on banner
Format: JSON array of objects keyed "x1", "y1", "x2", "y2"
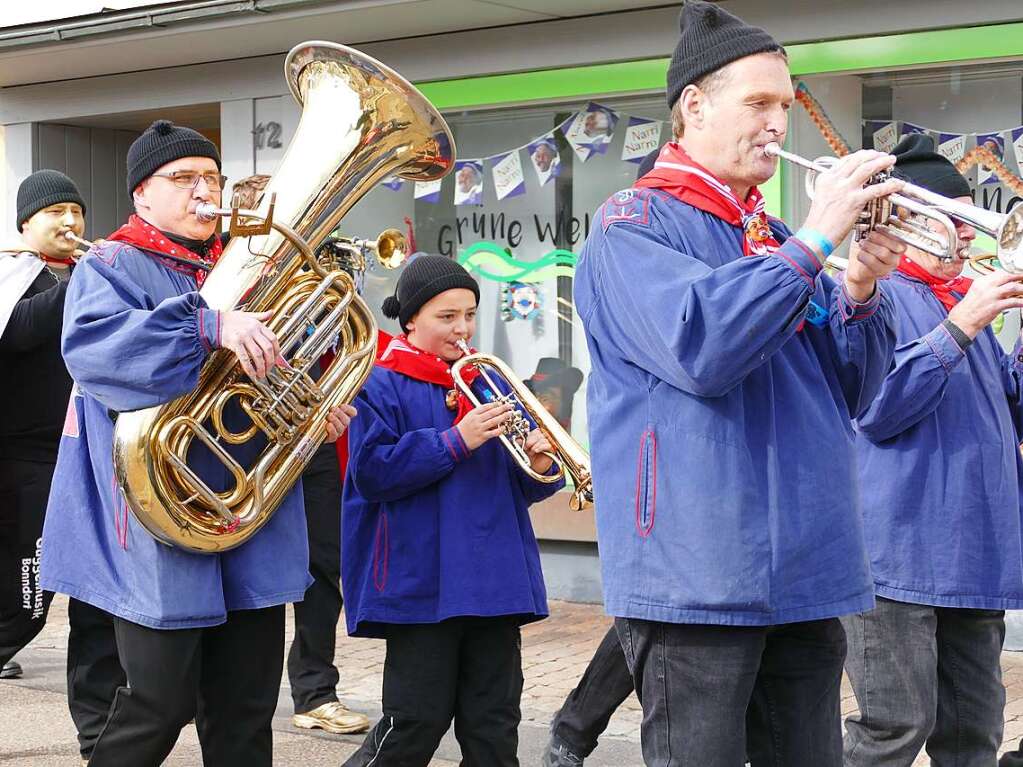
[
  {"x1": 527, "y1": 135, "x2": 561, "y2": 186},
  {"x1": 562, "y1": 102, "x2": 618, "y2": 161},
  {"x1": 454, "y1": 160, "x2": 484, "y2": 206}
]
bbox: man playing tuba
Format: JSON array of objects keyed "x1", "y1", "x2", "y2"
[{"x1": 40, "y1": 120, "x2": 354, "y2": 767}]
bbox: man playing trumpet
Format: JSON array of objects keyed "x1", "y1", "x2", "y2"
[
  {"x1": 0, "y1": 170, "x2": 85, "y2": 679},
  {"x1": 0, "y1": 172, "x2": 130, "y2": 767},
  {"x1": 843, "y1": 133, "x2": 1023, "y2": 766},
  {"x1": 574, "y1": 1, "x2": 905, "y2": 764}
]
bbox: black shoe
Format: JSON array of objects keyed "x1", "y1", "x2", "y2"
[
  {"x1": 542, "y1": 734, "x2": 584, "y2": 767},
  {"x1": 1, "y1": 660, "x2": 23, "y2": 679}
]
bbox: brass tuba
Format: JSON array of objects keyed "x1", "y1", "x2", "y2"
[
  {"x1": 113, "y1": 41, "x2": 455, "y2": 552},
  {"x1": 451, "y1": 341, "x2": 593, "y2": 511}
]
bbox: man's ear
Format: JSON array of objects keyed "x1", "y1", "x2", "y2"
[
  {"x1": 132, "y1": 181, "x2": 147, "y2": 209},
  {"x1": 679, "y1": 84, "x2": 706, "y2": 131}
]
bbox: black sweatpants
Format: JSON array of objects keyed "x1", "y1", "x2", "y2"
[
  {"x1": 88, "y1": 605, "x2": 286, "y2": 767},
  {"x1": 67, "y1": 598, "x2": 125, "y2": 760},
  {"x1": 344, "y1": 617, "x2": 524, "y2": 767},
  {"x1": 288, "y1": 445, "x2": 343, "y2": 713},
  {"x1": 0, "y1": 459, "x2": 54, "y2": 666},
  {"x1": 1, "y1": 459, "x2": 125, "y2": 759}
]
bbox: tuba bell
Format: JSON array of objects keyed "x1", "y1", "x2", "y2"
[
  {"x1": 113, "y1": 41, "x2": 455, "y2": 552},
  {"x1": 451, "y1": 341, "x2": 593, "y2": 512}
]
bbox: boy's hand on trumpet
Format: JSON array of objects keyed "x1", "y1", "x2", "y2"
[
  {"x1": 456, "y1": 401, "x2": 514, "y2": 451},
  {"x1": 524, "y1": 429, "x2": 555, "y2": 475}
]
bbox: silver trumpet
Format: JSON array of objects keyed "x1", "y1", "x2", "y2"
[{"x1": 765, "y1": 143, "x2": 1023, "y2": 274}]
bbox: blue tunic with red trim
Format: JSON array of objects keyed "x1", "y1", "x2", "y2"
[
  {"x1": 855, "y1": 271, "x2": 1023, "y2": 609},
  {"x1": 39, "y1": 241, "x2": 310, "y2": 629},
  {"x1": 341, "y1": 365, "x2": 561, "y2": 638},
  {"x1": 575, "y1": 187, "x2": 897, "y2": 626}
]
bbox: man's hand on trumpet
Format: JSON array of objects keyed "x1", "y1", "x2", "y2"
[
  {"x1": 801, "y1": 150, "x2": 908, "y2": 301},
  {"x1": 324, "y1": 404, "x2": 357, "y2": 443},
  {"x1": 220, "y1": 309, "x2": 281, "y2": 379},
  {"x1": 803, "y1": 150, "x2": 903, "y2": 246},
  {"x1": 948, "y1": 271, "x2": 1023, "y2": 339},
  {"x1": 845, "y1": 229, "x2": 906, "y2": 303}
]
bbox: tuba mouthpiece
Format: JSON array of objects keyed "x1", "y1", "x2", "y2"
[{"x1": 195, "y1": 203, "x2": 220, "y2": 223}]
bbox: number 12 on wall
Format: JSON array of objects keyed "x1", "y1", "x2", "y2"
[{"x1": 253, "y1": 121, "x2": 283, "y2": 150}]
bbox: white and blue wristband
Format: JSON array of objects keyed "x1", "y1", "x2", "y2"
[{"x1": 794, "y1": 227, "x2": 835, "y2": 260}]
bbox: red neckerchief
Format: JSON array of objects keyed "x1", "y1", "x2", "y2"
[
  {"x1": 635, "y1": 142, "x2": 781, "y2": 256},
  {"x1": 376, "y1": 334, "x2": 482, "y2": 424},
  {"x1": 41, "y1": 255, "x2": 74, "y2": 267},
  {"x1": 108, "y1": 214, "x2": 222, "y2": 287},
  {"x1": 896, "y1": 256, "x2": 972, "y2": 312}
]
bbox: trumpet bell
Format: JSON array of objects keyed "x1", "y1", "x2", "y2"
[
  {"x1": 376, "y1": 228, "x2": 408, "y2": 269},
  {"x1": 996, "y1": 207, "x2": 1023, "y2": 274}
]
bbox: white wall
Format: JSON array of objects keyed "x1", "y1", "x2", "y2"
[{"x1": 3, "y1": 124, "x2": 32, "y2": 231}]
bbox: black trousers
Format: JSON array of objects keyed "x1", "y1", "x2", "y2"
[
  {"x1": 344, "y1": 617, "x2": 524, "y2": 767},
  {"x1": 88, "y1": 605, "x2": 286, "y2": 767},
  {"x1": 551, "y1": 624, "x2": 635, "y2": 756},
  {"x1": 67, "y1": 598, "x2": 125, "y2": 760},
  {"x1": 288, "y1": 445, "x2": 343, "y2": 713},
  {"x1": 0, "y1": 458, "x2": 54, "y2": 667},
  {"x1": 617, "y1": 616, "x2": 847, "y2": 767}
]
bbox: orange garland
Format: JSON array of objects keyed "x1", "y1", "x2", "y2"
[
  {"x1": 794, "y1": 82, "x2": 851, "y2": 157},
  {"x1": 954, "y1": 146, "x2": 1023, "y2": 197},
  {"x1": 796, "y1": 82, "x2": 1023, "y2": 194}
]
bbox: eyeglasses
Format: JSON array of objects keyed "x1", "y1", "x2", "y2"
[{"x1": 150, "y1": 171, "x2": 227, "y2": 191}]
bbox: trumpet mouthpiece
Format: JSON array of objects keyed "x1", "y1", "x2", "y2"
[{"x1": 764, "y1": 143, "x2": 782, "y2": 158}]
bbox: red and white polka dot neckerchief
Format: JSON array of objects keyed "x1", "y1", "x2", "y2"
[{"x1": 107, "y1": 214, "x2": 222, "y2": 287}]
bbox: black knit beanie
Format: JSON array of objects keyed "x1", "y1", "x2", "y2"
[
  {"x1": 382, "y1": 255, "x2": 480, "y2": 332},
  {"x1": 667, "y1": 1, "x2": 784, "y2": 109},
  {"x1": 126, "y1": 120, "x2": 221, "y2": 195},
  {"x1": 17, "y1": 170, "x2": 86, "y2": 229},
  {"x1": 892, "y1": 133, "x2": 972, "y2": 199}
]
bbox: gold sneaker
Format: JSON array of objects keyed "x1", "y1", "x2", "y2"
[{"x1": 292, "y1": 701, "x2": 370, "y2": 734}]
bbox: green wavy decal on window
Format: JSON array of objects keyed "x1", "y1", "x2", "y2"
[{"x1": 457, "y1": 241, "x2": 578, "y2": 282}]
